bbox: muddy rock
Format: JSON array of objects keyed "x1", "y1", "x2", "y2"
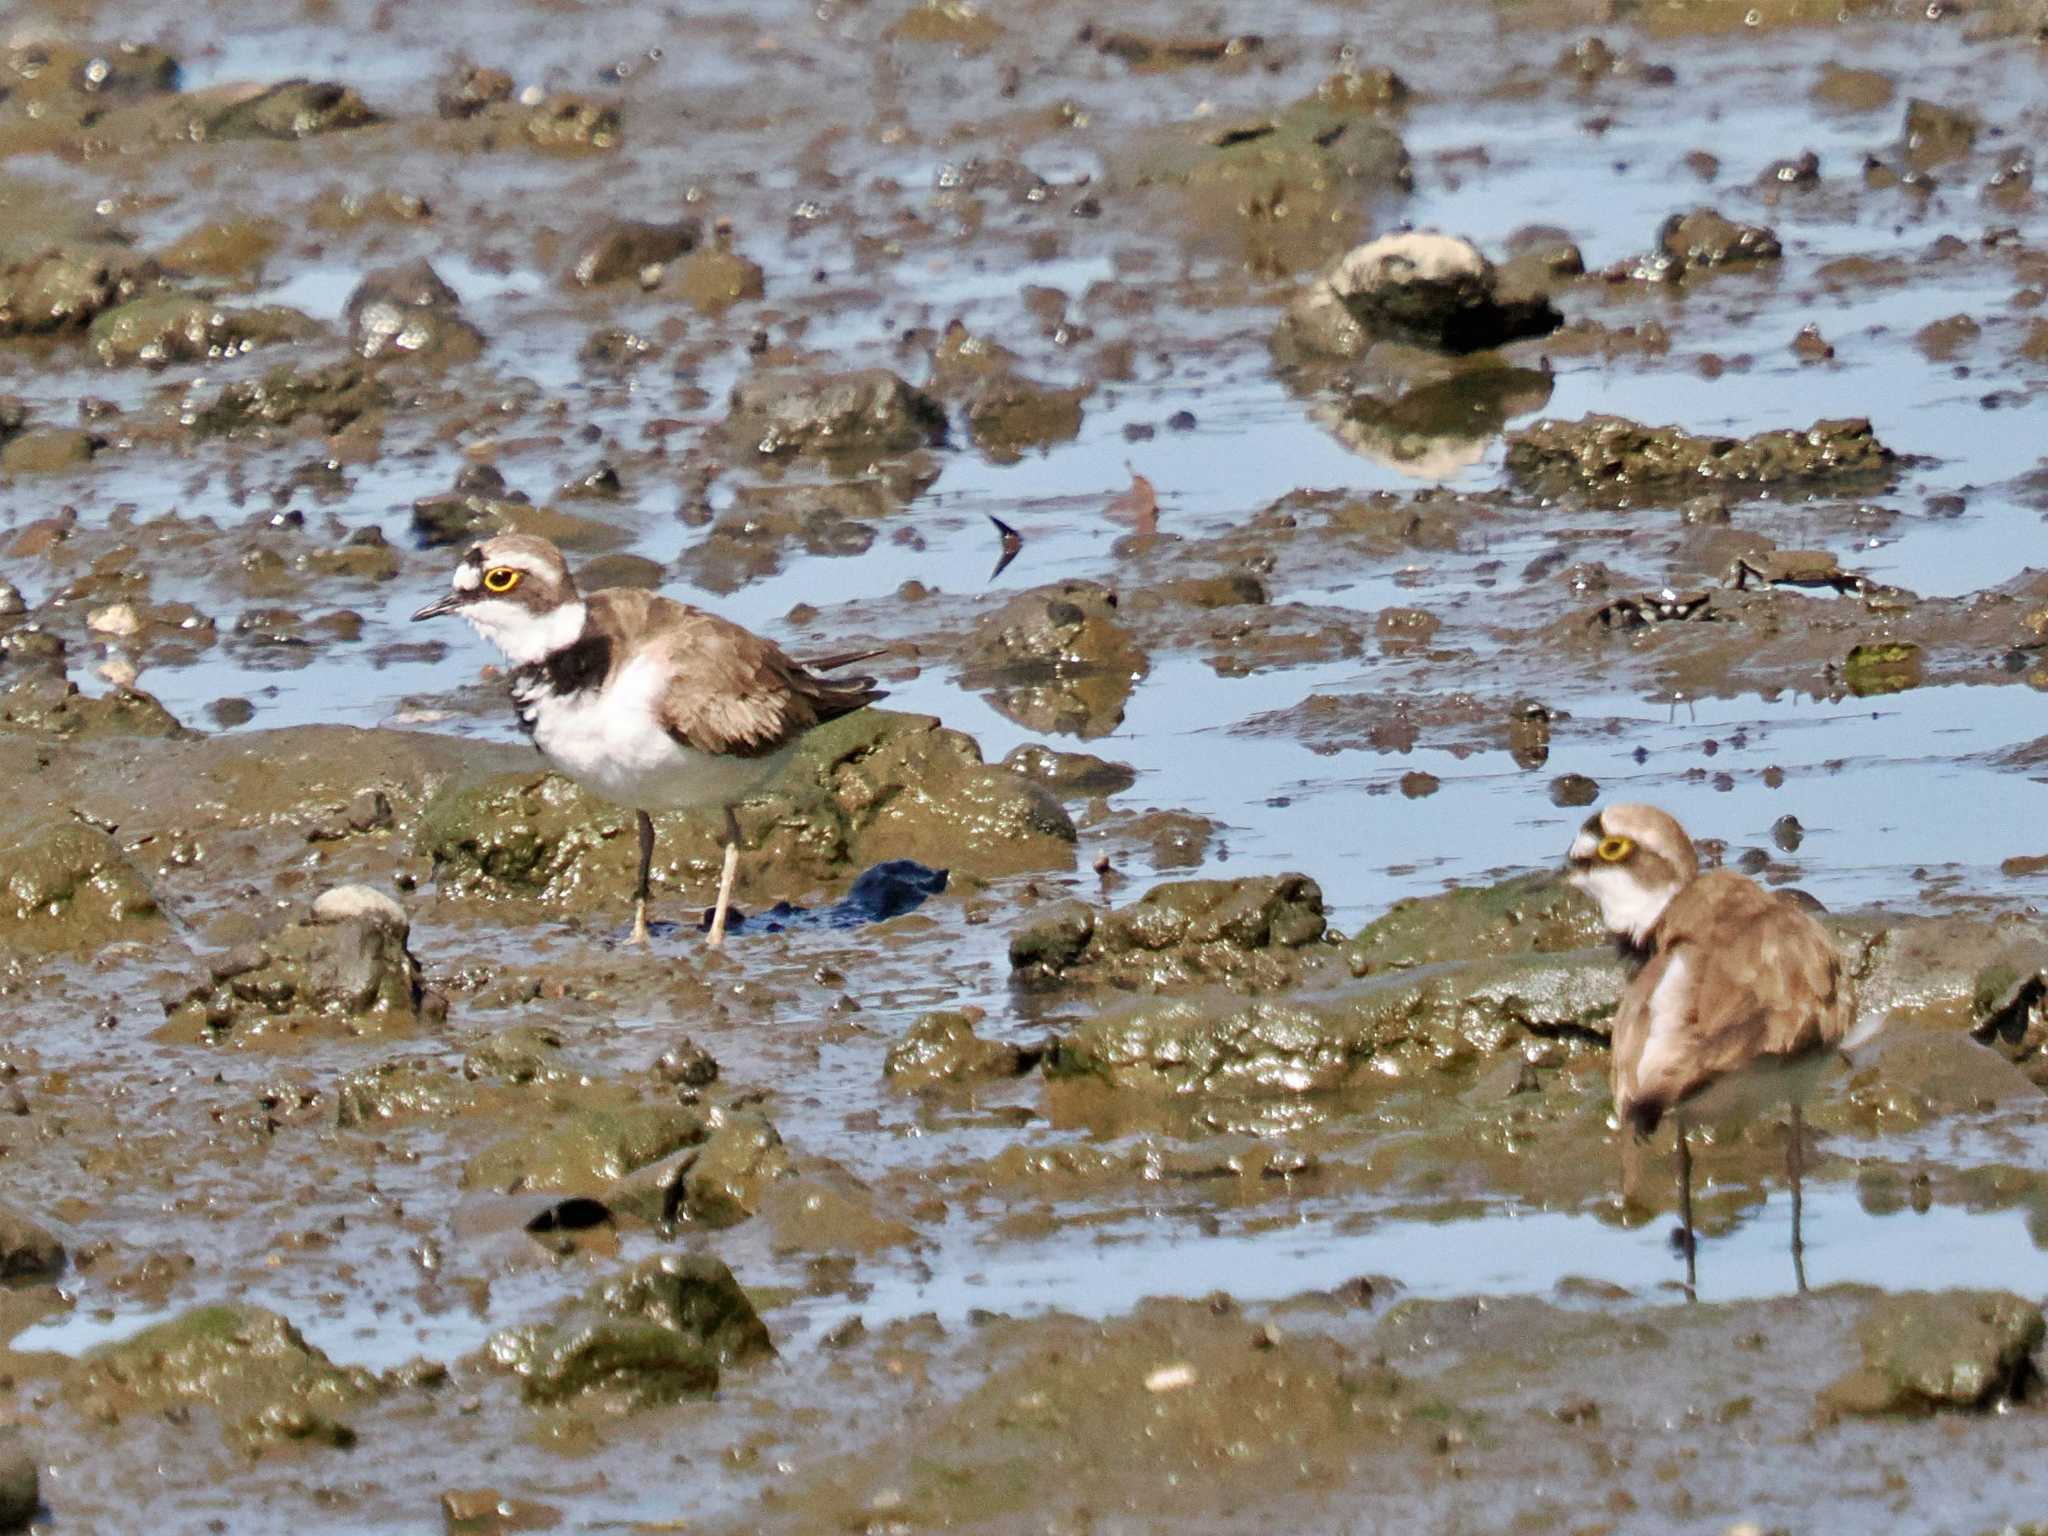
[
  {"x1": 671, "y1": 224, "x2": 765, "y2": 311},
  {"x1": 1504, "y1": 415, "x2": 1894, "y2": 498},
  {"x1": 1125, "y1": 92, "x2": 1411, "y2": 270},
  {"x1": 1343, "y1": 872, "x2": 1606, "y2": 973},
  {"x1": 159, "y1": 214, "x2": 285, "y2": 279},
  {"x1": 725, "y1": 368, "x2": 947, "y2": 459},
  {"x1": 1281, "y1": 232, "x2": 1561, "y2": 359},
  {"x1": 667, "y1": 1106, "x2": 793, "y2": 1227},
  {"x1": 160, "y1": 885, "x2": 433, "y2": 1041},
  {"x1": 345, "y1": 259, "x2": 483, "y2": 364},
  {"x1": 0, "y1": 676, "x2": 184, "y2": 738},
  {"x1": 886, "y1": 0, "x2": 1007, "y2": 49},
  {"x1": 1011, "y1": 874, "x2": 1329, "y2": 992},
  {"x1": 0, "y1": 819, "x2": 160, "y2": 952},
  {"x1": 1903, "y1": 98, "x2": 1978, "y2": 168},
  {"x1": 0, "y1": 1428, "x2": 31, "y2": 1532},
  {"x1": 335, "y1": 1057, "x2": 479, "y2": 1126},
  {"x1": 484, "y1": 1256, "x2": 768, "y2": 1408},
  {"x1": 0, "y1": 1205, "x2": 65, "y2": 1281},
  {"x1": 963, "y1": 581, "x2": 1149, "y2": 739},
  {"x1": 88, "y1": 292, "x2": 313, "y2": 366},
  {"x1": 464, "y1": 1101, "x2": 706, "y2": 1196},
  {"x1": 963, "y1": 373, "x2": 1088, "y2": 463},
  {"x1": 590, "y1": 1253, "x2": 774, "y2": 1364},
  {"x1": 189, "y1": 361, "x2": 389, "y2": 436},
  {"x1": 571, "y1": 218, "x2": 701, "y2": 286},
  {"x1": 204, "y1": 79, "x2": 380, "y2": 140},
  {"x1": 1000, "y1": 742, "x2": 1137, "y2": 797},
  {"x1": 434, "y1": 61, "x2": 513, "y2": 119},
  {"x1": 517, "y1": 95, "x2": 622, "y2": 152},
  {"x1": 1656, "y1": 207, "x2": 1782, "y2": 275},
  {"x1": 0, "y1": 242, "x2": 162, "y2": 335},
  {"x1": 69, "y1": 1305, "x2": 377, "y2": 1451},
  {"x1": 419, "y1": 708, "x2": 1075, "y2": 907},
  {"x1": 464, "y1": 1023, "x2": 572, "y2": 1085},
  {"x1": 0, "y1": 427, "x2": 95, "y2": 474},
  {"x1": 884, "y1": 1008, "x2": 1037, "y2": 1089},
  {"x1": 1049, "y1": 949, "x2": 1623, "y2": 1095},
  {"x1": 1821, "y1": 1291, "x2": 2043, "y2": 1415}
]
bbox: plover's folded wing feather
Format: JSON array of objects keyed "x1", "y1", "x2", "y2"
[
  {"x1": 1624, "y1": 871, "x2": 1851, "y2": 1124},
  {"x1": 585, "y1": 590, "x2": 886, "y2": 758}
]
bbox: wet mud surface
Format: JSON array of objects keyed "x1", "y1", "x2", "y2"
[{"x1": 6, "y1": 0, "x2": 2048, "y2": 1530}]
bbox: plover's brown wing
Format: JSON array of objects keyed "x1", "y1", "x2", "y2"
[
  {"x1": 1628, "y1": 871, "x2": 1851, "y2": 1122},
  {"x1": 589, "y1": 592, "x2": 884, "y2": 758}
]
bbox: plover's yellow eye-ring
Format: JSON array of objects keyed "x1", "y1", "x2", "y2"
[
  {"x1": 1597, "y1": 834, "x2": 1634, "y2": 863},
  {"x1": 483, "y1": 566, "x2": 521, "y2": 594}
]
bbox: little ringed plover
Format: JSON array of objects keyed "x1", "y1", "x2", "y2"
[{"x1": 414, "y1": 533, "x2": 886, "y2": 946}]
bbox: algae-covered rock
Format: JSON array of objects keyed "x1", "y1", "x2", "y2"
[
  {"x1": 87, "y1": 292, "x2": 313, "y2": 366},
  {"x1": 725, "y1": 367, "x2": 947, "y2": 459},
  {"x1": 161, "y1": 885, "x2": 432, "y2": 1041},
  {"x1": 486, "y1": 1252, "x2": 767, "y2": 1407},
  {"x1": 490, "y1": 1315, "x2": 715, "y2": 1406},
  {"x1": 570, "y1": 218, "x2": 700, "y2": 286},
  {"x1": 203, "y1": 79, "x2": 380, "y2": 139},
  {"x1": 1012, "y1": 874, "x2": 1329, "y2": 992},
  {"x1": 335, "y1": 1057, "x2": 479, "y2": 1127},
  {"x1": 884, "y1": 1009, "x2": 1035, "y2": 1089},
  {"x1": 0, "y1": 242, "x2": 161, "y2": 335},
  {"x1": 463, "y1": 1023, "x2": 572, "y2": 1085},
  {"x1": 188, "y1": 361, "x2": 389, "y2": 436},
  {"x1": 345, "y1": 259, "x2": 482, "y2": 365},
  {"x1": 464, "y1": 1102, "x2": 707, "y2": 1196},
  {"x1": 603, "y1": 1105, "x2": 792, "y2": 1229},
  {"x1": 70, "y1": 1305, "x2": 377, "y2": 1451},
  {"x1": 0, "y1": 677, "x2": 185, "y2": 738},
  {"x1": 963, "y1": 582, "x2": 1149, "y2": 740},
  {"x1": 1342, "y1": 871, "x2": 1605, "y2": 973},
  {"x1": 1820, "y1": 1291, "x2": 2043, "y2": 1415},
  {"x1": 418, "y1": 708, "x2": 1074, "y2": 908},
  {"x1": 1504, "y1": 415, "x2": 1895, "y2": 499},
  {"x1": 590, "y1": 1254, "x2": 774, "y2": 1365},
  {"x1": 1281, "y1": 232, "x2": 1561, "y2": 360},
  {"x1": 1049, "y1": 950, "x2": 1622, "y2": 1095},
  {"x1": 0, "y1": 820, "x2": 160, "y2": 952},
  {"x1": 0, "y1": 1205, "x2": 65, "y2": 1281}
]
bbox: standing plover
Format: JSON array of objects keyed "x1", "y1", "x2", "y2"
[
  {"x1": 414, "y1": 533, "x2": 885, "y2": 946},
  {"x1": 1565, "y1": 803, "x2": 1854, "y2": 1292}
]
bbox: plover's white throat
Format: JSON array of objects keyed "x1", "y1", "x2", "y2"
[
  {"x1": 1565, "y1": 802, "x2": 1854, "y2": 1292},
  {"x1": 414, "y1": 533, "x2": 886, "y2": 946}
]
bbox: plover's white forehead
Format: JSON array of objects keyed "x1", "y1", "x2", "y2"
[
  {"x1": 453, "y1": 563, "x2": 481, "y2": 591},
  {"x1": 1568, "y1": 828, "x2": 1599, "y2": 861}
]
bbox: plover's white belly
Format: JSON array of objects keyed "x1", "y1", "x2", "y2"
[{"x1": 522, "y1": 655, "x2": 791, "y2": 812}]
